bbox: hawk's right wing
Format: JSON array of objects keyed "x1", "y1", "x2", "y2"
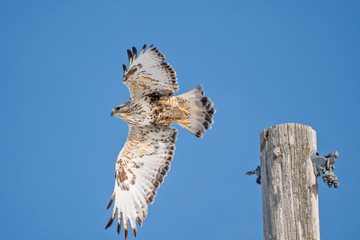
[{"x1": 121, "y1": 45, "x2": 179, "y2": 100}]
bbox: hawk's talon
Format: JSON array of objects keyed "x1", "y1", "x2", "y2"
[
  {"x1": 182, "y1": 107, "x2": 189, "y2": 116},
  {"x1": 182, "y1": 119, "x2": 190, "y2": 128}
]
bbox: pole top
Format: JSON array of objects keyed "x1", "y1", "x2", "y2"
[{"x1": 260, "y1": 123, "x2": 316, "y2": 151}]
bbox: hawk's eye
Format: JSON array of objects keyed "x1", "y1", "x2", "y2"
[{"x1": 115, "y1": 106, "x2": 121, "y2": 111}]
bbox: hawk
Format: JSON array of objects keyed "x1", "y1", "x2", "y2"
[{"x1": 106, "y1": 44, "x2": 215, "y2": 239}]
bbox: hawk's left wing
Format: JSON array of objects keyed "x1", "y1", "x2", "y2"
[
  {"x1": 105, "y1": 125, "x2": 177, "y2": 239},
  {"x1": 122, "y1": 44, "x2": 179, "y2": 100}
]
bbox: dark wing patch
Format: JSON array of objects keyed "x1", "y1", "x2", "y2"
[{"x1": 122, "y1": 44, "x2": 179, "y2": 100}]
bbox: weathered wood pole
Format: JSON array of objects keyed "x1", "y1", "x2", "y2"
[{"x1": 260, "y1": 123, "x2": 320, "y2": 240}]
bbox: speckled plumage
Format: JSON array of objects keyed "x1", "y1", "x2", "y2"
[{"x1": 106, "y1": 45, "x2": 215, "y2": 239}]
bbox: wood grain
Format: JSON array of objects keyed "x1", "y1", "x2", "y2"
[{"x1": 260, "y1": 123, "x2": 320, "y2": 240}]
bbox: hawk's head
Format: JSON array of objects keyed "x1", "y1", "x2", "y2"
[{"x1": 111, "y1": 102, "x2": 131, "y2": 120}]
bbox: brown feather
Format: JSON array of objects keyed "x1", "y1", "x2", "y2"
[
  {"x1": 136, "y1": 217, "x2": 143, "y2": 226},
  {"x1": 117, "y1": 214, "x2": 122, "y2": 234},
  {"x1": 132, "y1": 47, "x2": 137, "y2": 59},
  {"x1": 105, "y1": 211, "x2": 116, "y2": 229},
  {"x1": 106, "y1": 192, "x2": 115, "y2": 209},
  {"x1": 124, "y1": 228, "x2": 128, "y2": 240},
  {"x1": 133, "y1": 228, "x2": 138, "y2": 238},
  {"x1": 127, "y1": 49, "x2": 133, "y2": 63}
]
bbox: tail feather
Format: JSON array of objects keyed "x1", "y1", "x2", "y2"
[{"x1": 177, "y1": 85, "x2": 215, "y2": 138}]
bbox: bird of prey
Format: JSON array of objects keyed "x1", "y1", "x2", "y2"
[{"x1": 106, "y1": 44, "x2": 215, "y2": 239}]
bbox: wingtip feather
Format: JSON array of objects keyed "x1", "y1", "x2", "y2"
[
  {"x1": 117, "y1": 222, "x2": 121, "y2": 234},
  {"x1": 117, "y1": 213, "x2": 122, "y2": 234},
  {"x1": 107, "y1": 192, "x2": 115, "y2": 209},
  {"x1": 133, "y1": 228, "x2": 138, "y2": 238},
  {"x1": 124, "y1": 228, "x2": 128, "y2": 240},
  {"x1": 141, "y1": 44, "x2": 146, "y2": 54},
  {"x1": 132, "y1": 47, "x2": 137, "y2": 59},
  {"x1": 105, "y1": 215, "x2": 115, "y2": 229},
  {"x1": 105, "y1": 207, "x2": 117, "y2": 230},
  {"x1": 127, "y1": 49, "x2": 133, "y2": 64},
  {"x1": 136, "y1": 217, "x2": 143, "y2": 227}
]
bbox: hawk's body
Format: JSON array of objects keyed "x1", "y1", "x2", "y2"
[
  {"x1": 120, "y1": 95, "x2": 189, "y2": 126},
  {"x1": 106, "y1": 45, "x2": 215, "y2": 239}
]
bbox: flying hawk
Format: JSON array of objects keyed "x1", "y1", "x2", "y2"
[{"x1": 106, "y1": 44, "x2": 215, "y2": 239}]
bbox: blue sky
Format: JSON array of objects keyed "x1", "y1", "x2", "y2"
[{"x1": 1, "y1": 0, "x2": 360, "y2": 239}]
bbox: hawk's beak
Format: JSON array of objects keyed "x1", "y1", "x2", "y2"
[{"x1": 111, "y1": 110, "x2": 115, "y2": 117}]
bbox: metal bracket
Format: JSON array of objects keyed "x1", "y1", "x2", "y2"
[
  {"x1": 310, "y1": 150, "x2": 339, "y2": 188},
  {"x1": 246, "y1": 166, "x2": 261, "y2": 185}
]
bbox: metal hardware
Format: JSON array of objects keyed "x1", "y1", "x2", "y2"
[
  {"x1": 310, "y1": 150, "x2": 339, "y2": 188},
  {"x1": 246, "y1": 166, "x2": 261, "y2": 185}
]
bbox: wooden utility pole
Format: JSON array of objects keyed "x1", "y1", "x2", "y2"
[{"x1": 260, "y1": 123, "x2": 320, "y2": 240}]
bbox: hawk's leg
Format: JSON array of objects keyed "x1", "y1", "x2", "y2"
[{"x1": 158, "y1": 97, "x2": 189, "y2": 115}]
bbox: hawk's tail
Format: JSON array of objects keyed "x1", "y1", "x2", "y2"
[{"x1": 177, "y1": 85, "x2": 215, "y2": 138}]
